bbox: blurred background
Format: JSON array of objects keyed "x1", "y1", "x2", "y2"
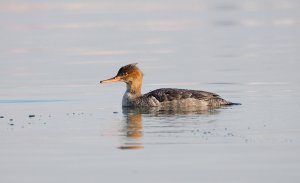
[{"x1": 0, "y1": 0, "x2": 299, "y2": 103}]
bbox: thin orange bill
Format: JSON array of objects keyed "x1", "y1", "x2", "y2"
[{"x1": 100, "y1": 76, "x2": 122, "y2": 84}]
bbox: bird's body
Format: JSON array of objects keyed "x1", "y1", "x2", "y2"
[
  {"x1": 122, "y1": 88, "x2": 233, "y2": 107},
  {"x1": 100, "y1": 63, "x2": 239, "y2": 108}
]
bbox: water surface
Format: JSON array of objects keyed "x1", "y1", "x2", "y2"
[{"x1": 0, "y1": 0, "x2": 300, "y2": 183}]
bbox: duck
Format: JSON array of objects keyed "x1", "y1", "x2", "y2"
[{"x1": 100, "y1": 63, "x2": 240, "y2": 108}]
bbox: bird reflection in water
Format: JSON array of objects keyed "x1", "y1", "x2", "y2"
[
  {"x1": 118, "y1": 106, "x2": 222, "y2": 150},
  {"x1": 118, "y1": 107, "x2": 144, "y2": 150}
]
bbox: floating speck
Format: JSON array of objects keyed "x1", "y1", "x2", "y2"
[
  {"x1": 9, "y1": 119, "x2": 13, "y2": 121},
  {"x1": 113, "y1": 112, "x2": 118, "y2": 114},
  {"x1": 9, "y1": 123, "x2": 14, "y2": 126},
  {"x1": 0, "y1": 116, "x2": 4, "y2": 118},
  {"x1": 29, "y1": 114, "x2": 35, "y2": 118},
  {"x1": 227, "y1": 132, "x2": 234, "y2": 136}
]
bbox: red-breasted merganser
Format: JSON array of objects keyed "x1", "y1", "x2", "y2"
[{"x1": 100, "y1": 63, "x2": 240, "y2": 108}]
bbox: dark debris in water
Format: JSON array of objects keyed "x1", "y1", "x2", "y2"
[
  {"x1": 203, "y1": 131, "x2": 211, "y2": 135},
  {"x1": 29, "y1": 114, "x2": 35, "y2": 118},
  {"x1": 0, "y1": 116, "x2": 4, "y2": 118},
  {"x1": 113, "y1": 112, "x2": 118, "y2": 114},
  {"x1": 9, "y1": 119, "x2": 13, "y2": 121},
  {"x1": 227, "y1": 132, "x2": 234, "y2": 137}
]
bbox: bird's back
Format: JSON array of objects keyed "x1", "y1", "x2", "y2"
[{"x1": 142, "y1": 88, "x2": 234, "y2": 107}]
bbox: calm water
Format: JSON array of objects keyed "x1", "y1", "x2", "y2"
[{"x1": 1, "y1": 0, "x2": 300, "y2": 182}]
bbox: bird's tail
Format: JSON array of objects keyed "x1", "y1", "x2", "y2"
[{"x1": 225, "y1": 102, "x2": 242, "y2": 106}]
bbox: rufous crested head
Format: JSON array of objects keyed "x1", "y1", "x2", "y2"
[{"x1": 100, "y1": 63, "x2": 143, "y2": 84}]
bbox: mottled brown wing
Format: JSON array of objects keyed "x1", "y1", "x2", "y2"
[{"x1": 145, "y1": 88, "x2": 220, "y2": 103}]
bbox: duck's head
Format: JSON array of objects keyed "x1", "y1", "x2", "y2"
[{"x1": 100, "y1": 63, "x2": 143, "y2": 84}]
